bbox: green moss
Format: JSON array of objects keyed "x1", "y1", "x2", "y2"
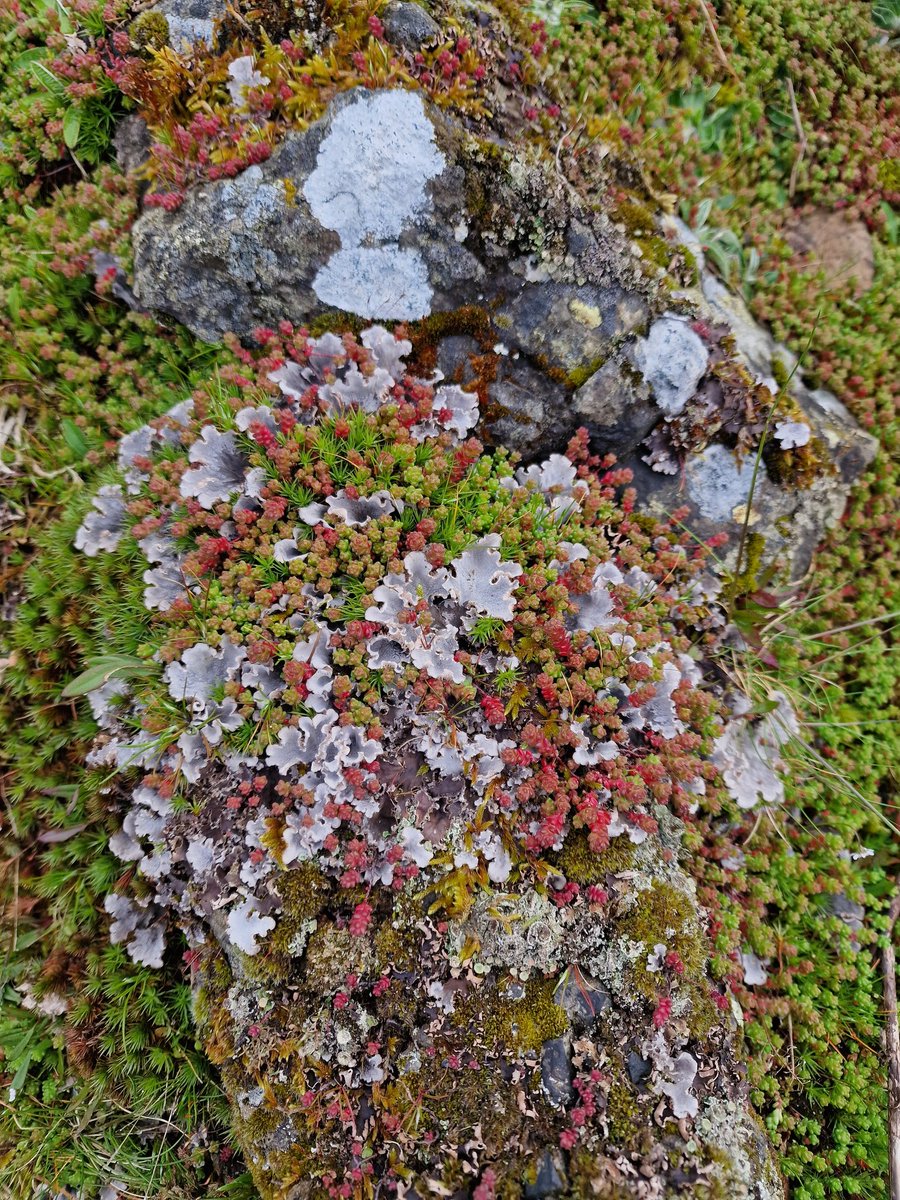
[
  {"x1": 451, "y1": 975, "x2": 567, "y2": 1054},
  {"x1": 269, "y1": 863, "x2": 330, "y2": 957},
  {"x1": 604, "y1": 1076, "x2": 650, "y2": 1152},
  {"x1": 618, "y1": 880, "x2": 707, "y2": 1001},
  {"x1": 429, "y1": 1063, "x2": 530, "y2": 1168},
  {"x1": 636, "y1": 234, "x2": 672, "y2": 270},
  {"x1": 372, "y1": 902, "x2": 422, "y2": 974},
  {"x1": 565, "y1": 354, "x2": 607, "y2": 390},
  {"x1": 722, "y1": 530, "x2": 767, "y2": 603},
  {"x1": 551, "y1": 828, "x2": 636, "y2": 885},
  {"x1": 678, "y1": 243, "x2": 700, "y2": 286},
  {"x1": 612, "y1": 197, "x2": 658, "y2": 239},
  {"x1": 128, "y1": 10, "x2": 170, "y2": 51},
  {"x1": 463, "y1": 135, "x2": 514, "y2": 221},
  {"x1": 876, "y1": 158, "x2": 900, "y2": 191},
  {"x1": 194, "y1": 947, "x2": 234, "y2": 1032},
  {"x1": 306, "y1": 309, "x2": 366, "y2": 339},
  {"x1": 240, "y1": 1102, "x2": 285, "y2": 1147},
  {"x1": 764, "y1": 433, "x2": 834, "y2": 491}
]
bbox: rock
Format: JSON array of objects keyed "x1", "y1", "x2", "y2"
[
  {"x1": 540, "y1": 1037, "x2": 573, "y2": 1107},
  {"x1": 133, "y1": 88, "x2": 487, "y2": 338},
  {"x1": 553, "y1": 967, "x2": 610, "y2": 1030},
  {"x1": 381, "y1": 1, "x2": 442, "y2": 50},
  {"x1": 147, "y1": 0, "x2": 224, "y2": 48},
  {"x1": 625, "y1": 216, "x2": 879, "y2": 582},
  {"x1": 132, "y1": 64, "x2": 651, "y2": 368},
  {"x1": 622, "y1": 431, "x2": 863, "y2": 583},
  {"x1": 826, "y1": 893, "x2": 865, "y2": 934},
  {"x1": 571, "y1": 357, "x2": 658, "y2": 453},
  {"x1": 785, "y1": 209, "x2": 875, "y2": 298},
  {"x1": 192, "y1": 823, "x2": 784, "y2": 1199},
  {"x1": 112, "y1": 115, "x2": 150, "y2": 175},
  {"x1": 92, "y1": 252, "x2": 141, "y2": 311},
  {"x1": 633, "y1": 314, "x2": 708, "y2": 416},
  {"x1": 494, "y1": 281, "x2": 647, "y2": 378},
  {"x1": 694, "y1": 1098, "x2": 785, "y2": 1200},
  {"x1": 481, "y1": 354, "x2": 571, "y2": 456},
  {"x1": 626, "y1": 1050, "x2": 652, "y2": 1087},
  {"x1": 523, "y1": 1151, "x2": 566, "y2": 1198}
]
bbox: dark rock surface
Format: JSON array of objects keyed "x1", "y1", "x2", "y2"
[
  {"x1": 381, "y1": 0, "x2": 442, "y2": 50},
  {"x1": 112, "y1": 115, "x2": 151, "y2": 175}
]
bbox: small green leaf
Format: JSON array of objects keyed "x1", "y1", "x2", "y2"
[
  {"x1": 28, "y1": 60, "x2": 66, "y2": 97},
  {"x1": 7, "y1": 282, "x2": 21, "y2": 325},
  {"x1": 10, "y1": 1051, "x2": 33, "y2": 1097},
  {"x1": 62, "y1": 105, "x2": 81, "y2": 151},
  {"x1": 61, "y1": 654, "x2": 155, "y2": 699},
  {"x1": 749, "y1": 699, "x2": 783, "y2": 717},
  {"x1": 37, "y1": 0, "x2": 73, "y2": 33},
  {"x1": 60, "y1": 417, "x2": 88, "y2": 458},
  {"x1": 11, "y1": 47, "x2": 50, "y2": 72},
  {"x1": 873, "y1": 0, "x2": 900, "y2": 33},
  {"x1": 11, "y1": 928, "x2": 44, "y2": 953}
]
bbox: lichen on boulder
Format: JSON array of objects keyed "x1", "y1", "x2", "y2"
[
  {"x1": 73, "y1": 319, "x2": 789, "y2": 1196},
  {"x1": 126, "y1": 0, "x2": 873, "y2": 587}
]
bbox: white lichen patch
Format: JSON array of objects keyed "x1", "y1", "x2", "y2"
[
  {"x1": 312, "y1": 248, "x2": 434, "y2": 323},
  {"x1": 514, "y1": 453, "x2": 588, "y2": 519},
  {"x1": 226, "y1": 55, "x2": 269, "y2": 109},
  {"x1": 634, "y1": 315, "x2": 708, "y2": 416},
  {"x1": 685, "y1": 442, "x2": 759, "y2": 523},
  {"x1": 227, "y1": 896, "x2": 276, "y2": 955},
  {"x1": 712, "y1": 691, "x2": 799, "y2": 809},
  {"x1": 774, "y1": 419, "x2": 811, "y2": 449},
  {"x1": 74, "y1": 486, "x2": 127, "y2": 557},
  {"x1": 303, "y1": 90, "x2": 446, "y2": 319}
]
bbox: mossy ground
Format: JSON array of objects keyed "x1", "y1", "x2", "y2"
[{"x1": 0, "y1": 0, "x2": 897, "y2": 1197}]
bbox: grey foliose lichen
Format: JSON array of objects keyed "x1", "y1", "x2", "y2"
[{"x1": 74, "y1": 323, "x2": 788, "y2": 1198}]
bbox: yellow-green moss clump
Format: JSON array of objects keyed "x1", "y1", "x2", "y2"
[
  {"x1": 452, "y1": 974, "x2": 568, "y2": 1053},
  {"x1": 619, "y1": 880, "x2": 706, "y2": 996},
  {"x1": 128, "y1": 9, "x2": 170, "y2": 52},
  {"x1": 552, "y1": 829, "x2": 636, "y2": 884}
]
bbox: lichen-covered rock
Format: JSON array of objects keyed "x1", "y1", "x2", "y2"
[
  {"x1": 381, "y1": 0, "x2": 442, "y2": 50},
  {"x1": 73, "y1": 320, "x2": 790, "y2": 1198},
  {"x1": 194, "y1": 819, "x2": 783, "y2": 1200},
  {"x1": 615, "y1": 217, "x2": 878, "y2": 581},
  {"x1": 129, "y1": 47, "x2": 872, "y2": 585},
  {"x1": 633, "y1": 315, "x2": 709, "y2": 417},
  {"x1": 92, "y1": 0, "x2": 876, "y2": 1192},
  {"x1": 132, "y1": 82, "x2": 648, "y2": 364},
  {"x1": 146, "y1": 0, "x2": 224, "y2": 47},
  {"x1": 133, "y1": 87, "x2": 480, "y2": 333}
]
